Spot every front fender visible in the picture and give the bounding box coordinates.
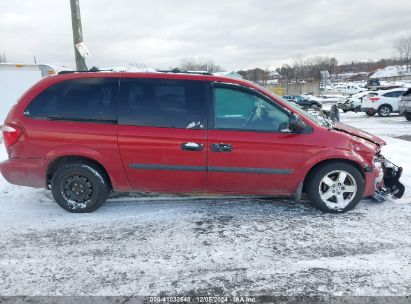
[302,148,368,178]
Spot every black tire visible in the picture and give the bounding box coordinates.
[51,162,110,213]
[365,110,376,116]
[306,162,364,213]
[405,113,411,121]
[343,109,348,113]
[377,105,391,117]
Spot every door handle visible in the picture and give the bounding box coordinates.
[211,143,233,152]
[181,142,204,152]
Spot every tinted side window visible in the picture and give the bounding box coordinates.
[214,87,289,132]
[118,79,207,129]
[25,78,118,122]
[383,91,404,98]
[391,91,405,97]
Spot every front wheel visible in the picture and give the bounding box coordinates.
[306,162,364,213]
[405,113,411,121]
[51,162,110,213]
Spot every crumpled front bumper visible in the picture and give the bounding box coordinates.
[373,154,405,200]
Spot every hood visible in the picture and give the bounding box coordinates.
[333,122,386,146]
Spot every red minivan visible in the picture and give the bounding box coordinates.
[0,71,404,213]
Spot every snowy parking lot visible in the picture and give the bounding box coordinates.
[0,112,410,296]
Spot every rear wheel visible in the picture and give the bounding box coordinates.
[51,162,110,213]
[405,113,411,121]
[306,162,364,213]
[378,105,391,117]
[365,110,376,116]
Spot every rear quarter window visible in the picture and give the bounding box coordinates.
[25,78,119,123]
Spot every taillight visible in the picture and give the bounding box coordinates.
[370,97,380,102]
[2,124,22,148]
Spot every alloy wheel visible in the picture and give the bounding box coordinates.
[318,170,357,210]
[379,106,390,116]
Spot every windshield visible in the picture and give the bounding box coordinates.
[250,82,331,127]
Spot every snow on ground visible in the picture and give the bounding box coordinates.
[370,65,411,79]
[0,113,410,296]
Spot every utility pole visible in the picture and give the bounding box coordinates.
[70,0,87,70]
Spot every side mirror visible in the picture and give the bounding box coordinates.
[289,113,307,133]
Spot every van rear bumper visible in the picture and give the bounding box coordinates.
[0,157,48,188]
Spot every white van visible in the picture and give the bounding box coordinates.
[0,63,68,124]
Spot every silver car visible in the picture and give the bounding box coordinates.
[398,88,411,121]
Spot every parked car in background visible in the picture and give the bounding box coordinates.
[282,95,322,109]
[361,88,407,117]
[0,70,404,214]
[338,91,377,113]
[398,88,411,121]
[366,79,381,90]
[302,94,323,103]
[334,83,365,95]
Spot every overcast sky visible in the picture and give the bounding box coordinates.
[1,0,411,71]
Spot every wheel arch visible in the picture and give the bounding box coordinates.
[378,103,393,111]
[46,155,112,189]
[302,158,365,193]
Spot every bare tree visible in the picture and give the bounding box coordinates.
[237,68,269,84]
[293,55,305,81]
[179,57,223,73]
[275,64,294,81]
[0,52,6,63]
[275,56,338,81]
[395,36,411,72]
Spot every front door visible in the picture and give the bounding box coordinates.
[117,77,208,193]
[207,84,310,195]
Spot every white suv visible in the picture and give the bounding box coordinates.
[361,88,407,117]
